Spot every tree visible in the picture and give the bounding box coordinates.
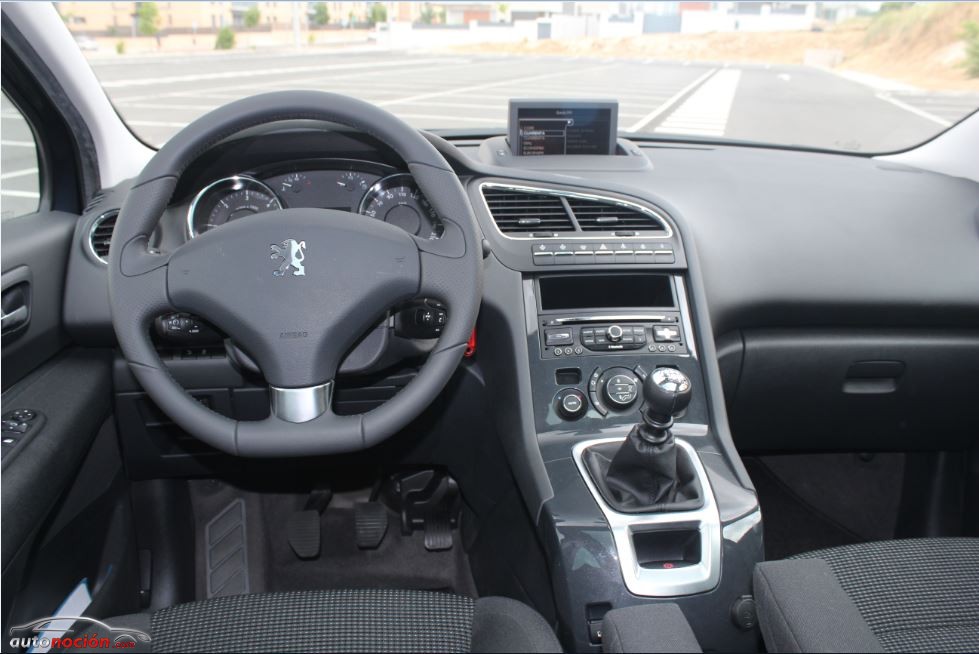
[135,2,160,36]
[243,5,261,29]
[311,2,330,27]
[215,26,235,50]
[420,4,436,25]
[368,3,387,27]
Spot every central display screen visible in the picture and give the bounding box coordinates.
[509,100,618,156]
[538,274,675,311]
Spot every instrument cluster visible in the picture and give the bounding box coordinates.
[186,160,442,240]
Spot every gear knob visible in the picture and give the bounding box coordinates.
[642,368,692,425]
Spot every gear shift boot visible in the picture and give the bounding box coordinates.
[583,367,704,513]
[582,429,704,513]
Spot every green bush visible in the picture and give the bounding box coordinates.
[964,21,979,78]
[215,27,235,50]
[115,40,125,55]
[243,6,261,29]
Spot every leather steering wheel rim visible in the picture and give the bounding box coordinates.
[108,91,483,457]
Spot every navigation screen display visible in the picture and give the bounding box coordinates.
[509,100,618,156]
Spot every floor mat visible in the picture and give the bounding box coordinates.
[189,480,477,601]
[743,458,859,560]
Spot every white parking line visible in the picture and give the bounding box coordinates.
[875,93,952,127]
[0,140,34,147]
[626,68,717,133]
[127,120,190,128]
[114,102,220,111]
[0,167,38,180]
[654,69,740,137]
[100,57,472,88]
[0,189,39,198]
[377,64,614,107]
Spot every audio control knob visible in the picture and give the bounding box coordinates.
[606,325,624,342]
[555,388,587,421]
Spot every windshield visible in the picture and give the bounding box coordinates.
[63,1,979,153]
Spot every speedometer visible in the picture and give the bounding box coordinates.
[187,176,282,238]
[358,174,443,240]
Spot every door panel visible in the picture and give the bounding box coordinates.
[1,210,76,388]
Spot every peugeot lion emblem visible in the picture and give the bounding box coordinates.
[270,239,306,277]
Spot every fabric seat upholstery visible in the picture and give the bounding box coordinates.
[103,589,562,653]
[754,538,979,653]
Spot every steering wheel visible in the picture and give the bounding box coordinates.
[108,91,483,457]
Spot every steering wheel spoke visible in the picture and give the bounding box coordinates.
[270,380,334,423]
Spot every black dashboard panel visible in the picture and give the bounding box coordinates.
[63,124,979,457]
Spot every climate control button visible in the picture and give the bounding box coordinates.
[555,388,588,421]
[598,367,641,410]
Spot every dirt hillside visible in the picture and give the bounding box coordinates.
[447,3,979,91]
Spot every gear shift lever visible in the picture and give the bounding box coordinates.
[635,368,693,444]
[582,368,703,513]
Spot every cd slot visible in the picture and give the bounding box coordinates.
[549,315,671,324]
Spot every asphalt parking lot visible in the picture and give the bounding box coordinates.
[3,49,977,219]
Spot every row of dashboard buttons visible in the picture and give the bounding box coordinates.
[531,243,675,266]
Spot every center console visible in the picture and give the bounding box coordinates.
[469,174,762,652]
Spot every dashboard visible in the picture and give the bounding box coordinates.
[183,160,442,241]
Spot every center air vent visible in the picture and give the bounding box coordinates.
[89,211,118,264]
[568,198,667,233]
[482,187,574,234]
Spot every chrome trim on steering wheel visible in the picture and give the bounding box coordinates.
[270,381,333,423]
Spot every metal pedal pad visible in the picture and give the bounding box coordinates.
[424,517,453,551]
[354,501,389,550]
[287,509,322,560]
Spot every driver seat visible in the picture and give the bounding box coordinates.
[100,588,562,653]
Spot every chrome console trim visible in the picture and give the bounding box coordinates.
[572,437,721,597]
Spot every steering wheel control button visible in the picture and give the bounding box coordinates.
[555,389,587,421]
[544,328,574,346]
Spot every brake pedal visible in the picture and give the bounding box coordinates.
[287,510,322,559]
[287,487,333,560]
[354,502,389,550]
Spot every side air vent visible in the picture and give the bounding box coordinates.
[482,187,574,234]
[568,198,667,233]
[89,211,118,264]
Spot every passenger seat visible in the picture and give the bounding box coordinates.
[754,538,979,653]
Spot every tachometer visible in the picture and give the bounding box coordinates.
[188,176,281,237]
[358,173,443,239]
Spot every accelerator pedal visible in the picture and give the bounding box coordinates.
[354,501,389,550]
[424,517,453,552]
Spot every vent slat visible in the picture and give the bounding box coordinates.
[483,188,574,234]
[568,198,666,232]
[89,212,118,262]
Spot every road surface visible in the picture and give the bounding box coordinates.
[3,49,977,218]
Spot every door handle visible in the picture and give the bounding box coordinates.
[1,305,28,331]
[1,265,32,340]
